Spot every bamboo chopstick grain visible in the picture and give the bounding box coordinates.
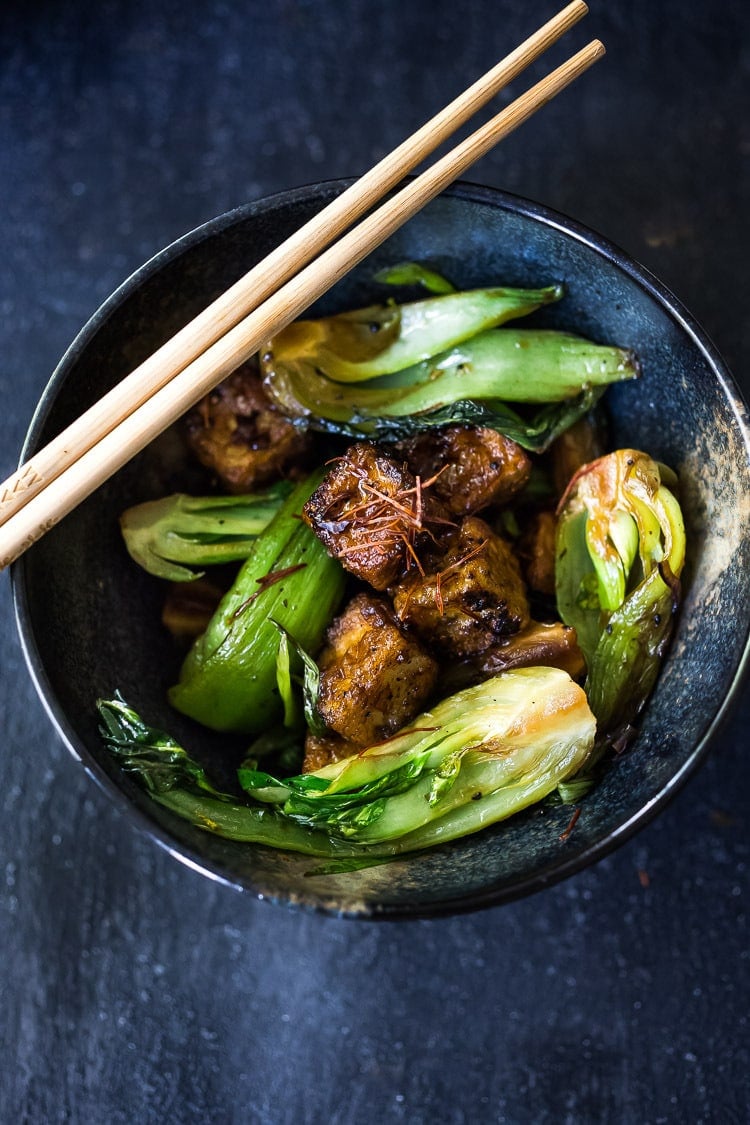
[0,37,604,570]
[0,1,588,528]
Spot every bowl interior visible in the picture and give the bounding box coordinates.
[14,182,750,917]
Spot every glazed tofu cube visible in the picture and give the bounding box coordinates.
[472,620,585,681]
[394,424,531,516]
[315,593,439,747]
[302,731,359,774]
[518,509,558,596]
[184,363,312,492]
[302,442,449,590]
[392,516,530,658]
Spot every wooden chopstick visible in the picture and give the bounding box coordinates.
[0,1,587,530]
[0,36,604,570]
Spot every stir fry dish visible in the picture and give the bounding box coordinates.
[101,265,685,864]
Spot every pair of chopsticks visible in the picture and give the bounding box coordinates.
[0,1,603,570]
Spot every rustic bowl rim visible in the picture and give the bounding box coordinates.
[12,179,750,919]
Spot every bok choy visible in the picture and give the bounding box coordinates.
[262,320,638,449]
[99,666,596,857]
[263,284,563,383]
[241,666,596,846]
[120,483,293,581]
[555,449,686,731]
[169,473,345,734]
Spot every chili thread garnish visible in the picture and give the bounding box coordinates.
[321,460,453,576]
[559,806,581,841]
[434,538,488,616]
[232,563,308,618]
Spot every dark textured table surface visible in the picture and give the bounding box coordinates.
[1,2,748,1122]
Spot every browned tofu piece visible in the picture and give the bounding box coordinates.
[302,442,451,590]
[315,593,439,747]
[392,516,530,658]
[550,416,605,498]
[184,363,312,492]
[394,425,531,516]
[518,509,558,596]
[302,731,358,774]
[161,578,223,639]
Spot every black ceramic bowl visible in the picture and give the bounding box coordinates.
[13,182,750,918]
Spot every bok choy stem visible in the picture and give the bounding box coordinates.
[169,473,345,734]
[555,449,686,731]
[119,484,293,581]
[98,667,596,858]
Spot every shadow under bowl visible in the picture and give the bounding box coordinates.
[13,181,750,918]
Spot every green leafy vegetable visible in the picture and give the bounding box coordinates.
[241,667,596,845]
[347,386,608,452]
[555,449,686,731]
[263,285,563,384]
[372,261,457,294]
[168,473,345,734]
[98,692,227,799]
[119,484,293,581]
[262,328,636,451]
[274,626,299,728]
[98,667,596,857]
[270,620,327,736]
[98,695,373,858]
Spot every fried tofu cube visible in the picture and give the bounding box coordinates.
[302,731,359,774]
[302,442,450,590]
[550,416,605,498]
[315,593,439,747]
[392,516,530,658]
[394,425,532,516]
[184,363,312,492]
[518,509,558,596]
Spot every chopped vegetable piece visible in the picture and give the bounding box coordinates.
[243,667,596,846]
[269,620,327,736]
[261,328,637,449]
[169,473,345,734]
[372,261,457,294]
[263,285,563,384]
[555,449,686,730]
[120,484,293,581]
[99,669,596,856]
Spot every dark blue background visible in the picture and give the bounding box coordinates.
[1,2,747,1121]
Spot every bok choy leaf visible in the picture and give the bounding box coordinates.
[262,329,637,451]
[263,285,563,384]
[120,484,293,581]
[241,666,596,845]
[555,449,686,731]
[98,667,596,857]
